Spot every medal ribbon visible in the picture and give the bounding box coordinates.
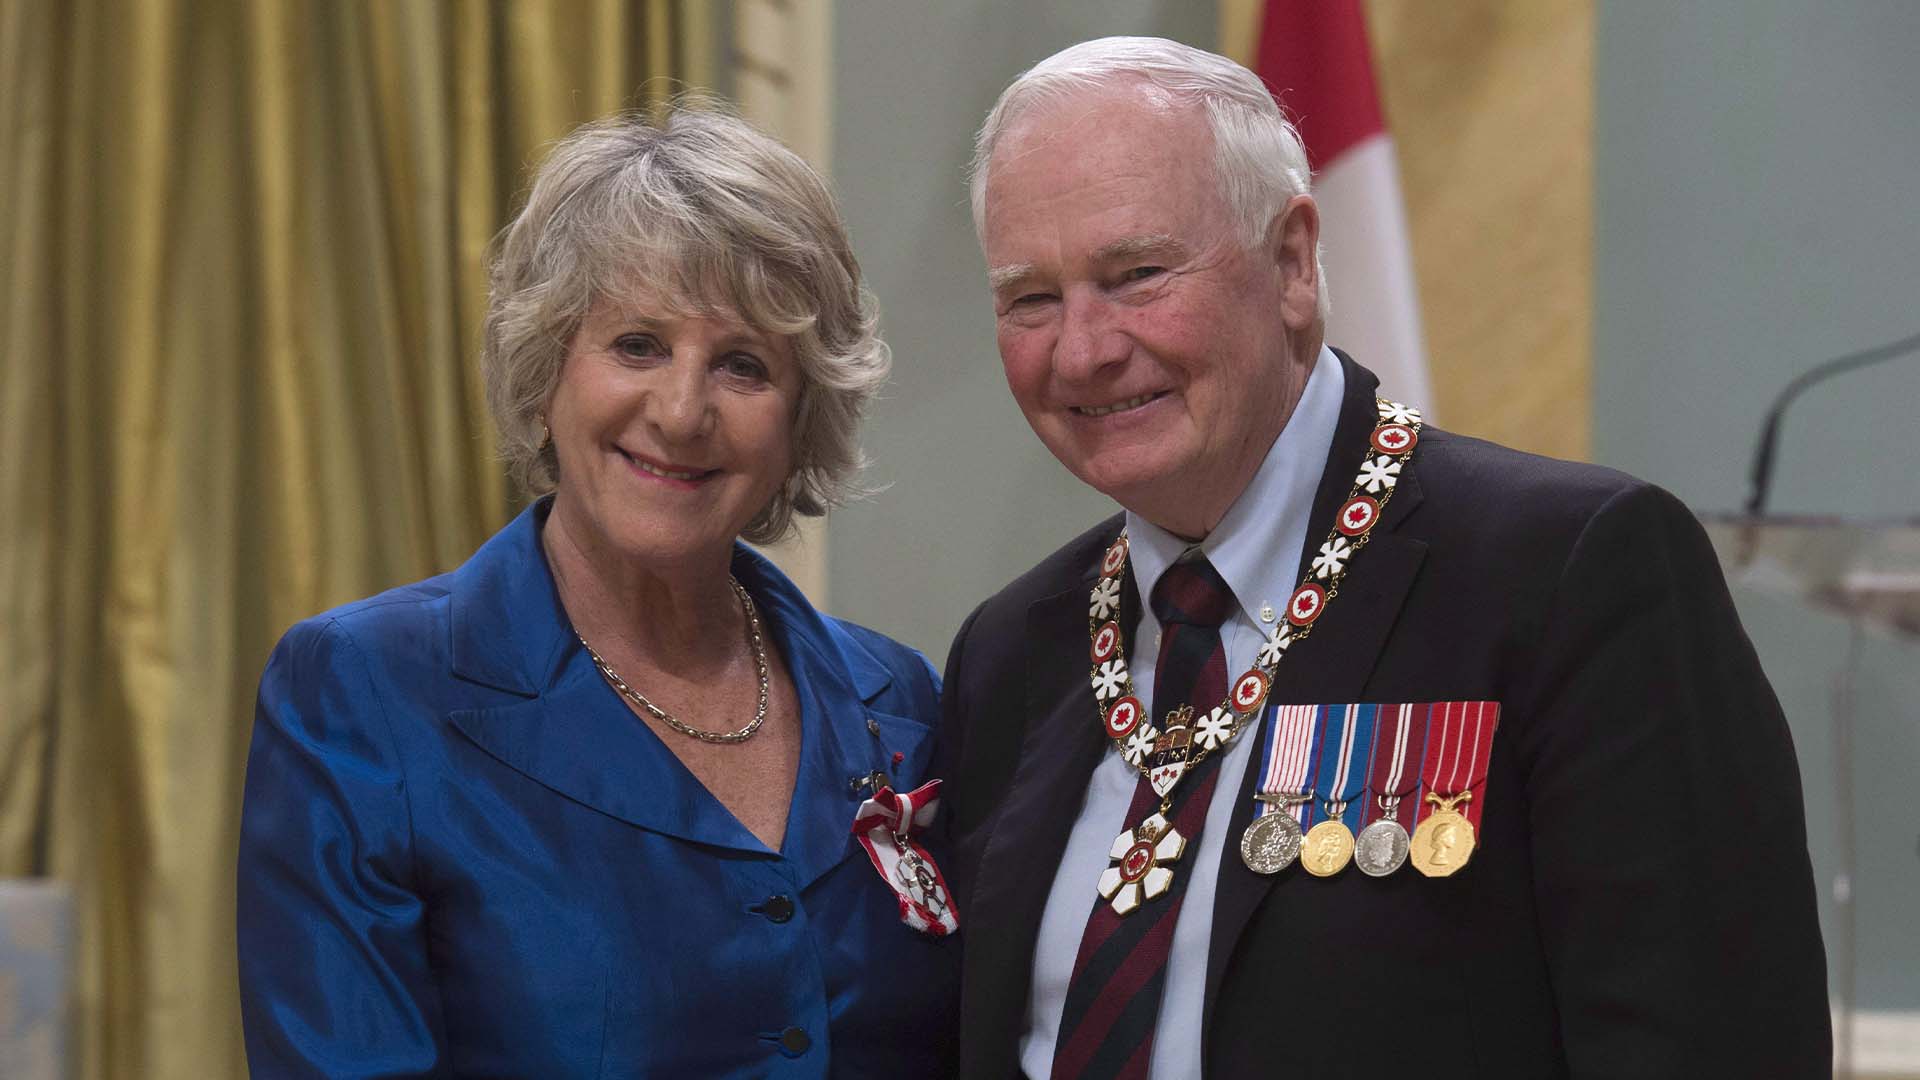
[1362,702,1431,829]
[851,780,959,937]
[1310,704,1377,830]
[1412,701,1502,833]
[1252,703,1321,824]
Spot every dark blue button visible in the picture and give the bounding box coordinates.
[779,1026,810,1056]
[762,894,795,923]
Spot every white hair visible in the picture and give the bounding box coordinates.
[968,36,1328,317]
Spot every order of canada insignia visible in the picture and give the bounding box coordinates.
[1097,812,1186,915]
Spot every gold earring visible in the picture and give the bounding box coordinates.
[537,417,553,450]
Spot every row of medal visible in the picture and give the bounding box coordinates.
[1088,399,1433,916]
[1237,700,1500,880]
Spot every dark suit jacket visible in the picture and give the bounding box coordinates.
[937,353,1830,1079]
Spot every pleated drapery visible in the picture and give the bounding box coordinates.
[0,2,710,1076]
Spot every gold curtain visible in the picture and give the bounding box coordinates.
[0,2,710,1076]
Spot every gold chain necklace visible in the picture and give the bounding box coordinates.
[580,577,771,744]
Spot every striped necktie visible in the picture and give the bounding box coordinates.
[1051,551,1236,1079]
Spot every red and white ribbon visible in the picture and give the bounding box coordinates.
[1414,701,1501,832]
[1254,704,1321,823]
[851,780,959,937]
[1361,702,1426,828]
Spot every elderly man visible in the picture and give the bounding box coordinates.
[936,36,1830,1080]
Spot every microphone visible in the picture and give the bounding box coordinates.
[1743,330,1920,519]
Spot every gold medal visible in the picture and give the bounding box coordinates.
[1300,819,1354,877]
[1409,791,1476,877]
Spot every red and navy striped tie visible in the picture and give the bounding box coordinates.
[1051,551,1236,1079]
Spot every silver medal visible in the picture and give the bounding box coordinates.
[1239,810,1304,875]
[1354,818,1410,877]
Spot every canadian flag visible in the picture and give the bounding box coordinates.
[1256,0,1434,411]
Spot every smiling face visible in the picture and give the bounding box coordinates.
[543,287,798,574]
[981,84,1321,538]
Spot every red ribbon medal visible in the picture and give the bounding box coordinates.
[851,780,959,936]
[1409,701,1501,877]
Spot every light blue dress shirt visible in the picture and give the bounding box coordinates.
[1019,348,1344,1079]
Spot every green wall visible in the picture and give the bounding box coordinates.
[827,1,1217,659]
[1596,1,1920,1015]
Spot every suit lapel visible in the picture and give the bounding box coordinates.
[442,500,887,873]
[1201,352,1430,1032]
[961,561,1129,1075]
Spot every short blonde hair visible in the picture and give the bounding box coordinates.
[482,102,888,543]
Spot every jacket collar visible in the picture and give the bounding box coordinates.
[446,498,573,698]
[1200,349,1429,1034]
[446,498,895,703]
[442,499,901,882]
[957,564,1124,1078]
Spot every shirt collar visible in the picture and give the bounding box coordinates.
[1126,345,1346,628]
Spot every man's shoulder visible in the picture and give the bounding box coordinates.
[1417,426,1637,502]
[1413,426,1667,528]
[1407,427,1717,592]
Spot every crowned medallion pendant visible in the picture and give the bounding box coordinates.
[1145,710,1196,797]
[1085,398,1424,911]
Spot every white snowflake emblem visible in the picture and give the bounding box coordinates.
[1090,659,1129,701]
[1256,629,1292,667]
[1357,455,1401,494]
[1097,813,1186,915]
[1193,706,1236,751]
[1377,400,1422,426]
[1089,576,1122,620]
[1121,724,1161,766]
[1311,537,1354,581]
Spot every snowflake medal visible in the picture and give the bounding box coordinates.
[1145,707,1196,797]
[1098,812,1187,915]
[851,780,960,937]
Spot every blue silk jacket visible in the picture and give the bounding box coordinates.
[238,501,959,1077]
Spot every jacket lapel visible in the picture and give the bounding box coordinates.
[961,558,1128,1075]
[1201,352,1430,1032]
[442,501,892,873]
[746,546,918,890]
[449,659,770,852]
[442,501,764,852]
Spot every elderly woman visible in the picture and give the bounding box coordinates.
[237,107,958,1077]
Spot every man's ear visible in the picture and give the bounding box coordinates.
[1265,194,1321,331]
